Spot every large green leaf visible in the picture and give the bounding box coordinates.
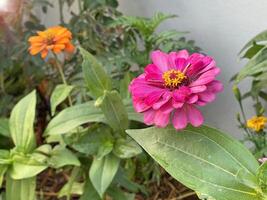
[9,90,36,153]
[80,47,112,98]
[67,125,114,156]
[240,29,267,55]
[6,176,36,200]
[97,90,129,133]
[45,100,142,136]
[127,125,262,200]
[89,154,120,197]
[45,101,106,136]
[236,47,267,83]
[0,118,10,137]
[50,84,74,116]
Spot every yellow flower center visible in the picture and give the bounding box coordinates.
[162,69,187,88]
[247,116,267,132]
[44,30,56,45]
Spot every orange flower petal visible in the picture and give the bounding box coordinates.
[28,36,44,43]
[41,50,49,59]
[65,43,75,53]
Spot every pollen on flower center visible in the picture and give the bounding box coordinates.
[162,69,187,88]
[44,30,56,45]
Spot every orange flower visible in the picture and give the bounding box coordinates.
[28,26,75,59]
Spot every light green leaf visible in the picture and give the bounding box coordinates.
[9,90,36,153]
[45,101,106,136]
[0,165,8,187]
[10,152,47,179]
[0,118,10,137]
[0,150,11,164]
[240,29,267,55]
[89,154,120,197]
[67,125,114,156]
[6,175,36,200]
[257,162,267,193]
[127,125,261,200]
[50,84,74,116]
[236,47,267,83]
[80,47,112,98]
[80,179,101,200]
[48,146,80,168]
[113,137,142,159]
[98,90,129,133]
[58,182,84,198]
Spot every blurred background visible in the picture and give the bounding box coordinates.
[35,0,267,138]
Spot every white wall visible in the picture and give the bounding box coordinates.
[118,0,267,138]
[39,0,267,138]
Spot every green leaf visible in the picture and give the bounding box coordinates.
[45,101,106,136]
[240,29,267,55]
[48,146,80,168]
[58,182,84,198]
[120,72,131,99]
[6,176,36,200]
[80,47,112,98]
[0,118,10,137]
[89,154,120,197]
[113,137,142,159]
[0,165,8,187]
[97,90,129,133]
[50,84,74,116]
[236,47,267,83]
[9,90,36,153]
[80,179,101,200]
[242,42,265,59]
[127,125,262,200]
[257,163,267,193]
[107,186,135,200]
[67,125,114,156]
[10,152,47,179]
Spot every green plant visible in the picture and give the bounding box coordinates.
[232,30,267,158]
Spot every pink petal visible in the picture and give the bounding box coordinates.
[145,64,163,82]
[190,85,207,93]
[172,108,188,130]
[143,109,155,125]
[133,98,150,112]
[144,90,165,105]
[198,91,216,103]
[154,111,170,127]
[173,86,191,102]
[175,58,187,71]
[187,105,204,127]
[187,95,198,104]
[159,101,174,114]
[176,50,189,59]
[168,52,178,69]
[152,92,172,109]
[151,50,169,72]
[207,80,223,93]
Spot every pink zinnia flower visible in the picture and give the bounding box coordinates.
[129,50,223,130]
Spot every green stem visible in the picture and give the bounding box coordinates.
[53,54,73,106]
[66,167,80,200]
[58,0,65,24]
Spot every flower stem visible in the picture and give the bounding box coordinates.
[53,54,73,106]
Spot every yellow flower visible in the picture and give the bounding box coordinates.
[28,26,75,59]
[246,116,267,132]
